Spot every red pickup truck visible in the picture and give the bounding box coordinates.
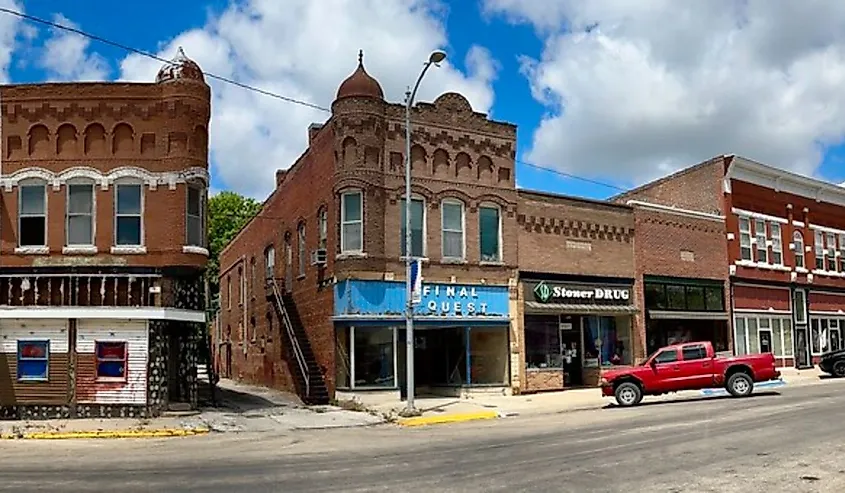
[600,341,781,407]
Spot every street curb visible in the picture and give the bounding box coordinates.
[397,410,499,427]
[0,427,210,440]
[700,379,786,397]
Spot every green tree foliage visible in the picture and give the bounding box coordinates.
[208,191,261,305]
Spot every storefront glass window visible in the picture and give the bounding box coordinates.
[666,285,686,310]
[686,286,706,311]
[468,328,509,385]
[734,316,793,359]
[645,284,666,309]
[335,328,351,388]
[584,316,630,367]
[353,327,395,388]
[524,315,562,369]
[810,319,821,355]
[705,287,724,311]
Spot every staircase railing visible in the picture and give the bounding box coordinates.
[268,277,310,399]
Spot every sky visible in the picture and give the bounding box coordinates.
[3,0,845,200]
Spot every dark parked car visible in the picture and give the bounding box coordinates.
[819,349,845,378]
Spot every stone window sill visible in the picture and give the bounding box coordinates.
[15,246,49,255]
[441,258,468,265]
[183,245,210,256]
[480,260,504,266]
[110,245,147,255]
[337,252,368,260]
[63,246,98,255]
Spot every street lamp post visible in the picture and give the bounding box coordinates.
[404,50,447,415]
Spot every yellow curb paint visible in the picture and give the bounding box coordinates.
[397,410,499,427]
[0,428,210,440]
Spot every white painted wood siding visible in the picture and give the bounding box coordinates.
[0,319,69,353]
[76,319,148,405]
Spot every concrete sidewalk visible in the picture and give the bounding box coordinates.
[0,378,385,439]
[385,366,838,426]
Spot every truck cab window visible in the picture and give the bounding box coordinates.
[682,345,707,361]
[654,350,678,364]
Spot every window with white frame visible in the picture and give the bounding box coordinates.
[400,197,425,258]
[793,289,807,325]
[264,245,275,280]
[793,231,805,268]
[238,266,244,306]
[115,183,143,246]
[297,222,306,277]
[340,191,363,253]
[826,232,837,272]
[770,223,782,265]
[66,182,94,246]
[809,318,845,355]
[754,219,767,263]
[734,316,793,359]
[17,340,49,382]
[18,182,47,247]
[226,275,231,309]
[318,207,328,250]
[815,230,825,270]
[840,234,845,272]
[186,184,205,247]
[738,217,752,261]
[441,199,465,260]
[479,205,501,262]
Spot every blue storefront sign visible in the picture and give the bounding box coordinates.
[334,279,510,323]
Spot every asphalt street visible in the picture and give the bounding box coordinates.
[1,382,844,492]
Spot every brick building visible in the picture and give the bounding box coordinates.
[614,159,732,361]
[216,52,518,404]
[515,190,636,392]
[0,48,210,419]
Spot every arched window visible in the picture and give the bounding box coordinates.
[793,231,805,269]
[264,245,276,280]
[297,222,306,277]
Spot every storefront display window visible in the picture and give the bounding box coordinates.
[584,316,631,367]
[810,318,845,356]
[525,315,563,369]
[335,326,396,389]
[645,281,725,313]
[468,328,509,385]
[734,315,793,359]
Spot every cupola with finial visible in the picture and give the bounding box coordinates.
[156,47,205,84]
[335,50,384,101]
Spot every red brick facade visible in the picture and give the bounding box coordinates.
[217,56,518,396]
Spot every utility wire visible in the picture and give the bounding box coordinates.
[1,6,628,200]
[0,6,331,112]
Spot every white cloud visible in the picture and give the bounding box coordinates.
[118,0,498,199]
[484,0,845,186]
[0,0,24,83]
[38,13,109,81]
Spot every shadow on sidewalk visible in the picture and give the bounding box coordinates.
[602,390,781,410]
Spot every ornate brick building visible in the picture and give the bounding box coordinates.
[216,52,518,404]
[0,48,210,419]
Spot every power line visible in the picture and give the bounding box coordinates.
[0,6,331,113]
[1,7,628,197]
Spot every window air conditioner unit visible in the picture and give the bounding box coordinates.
[311,248,328,266]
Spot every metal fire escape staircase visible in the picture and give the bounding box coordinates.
[267,277,329,405]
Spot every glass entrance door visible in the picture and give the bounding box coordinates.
[794,326,811,368]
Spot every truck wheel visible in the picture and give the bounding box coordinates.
[726,372,754,397]
[833,361,845,378]
[614,382,643,407]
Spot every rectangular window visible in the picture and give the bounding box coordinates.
[840,234,845,272]
[705,287,724,311]
[318,208,328,250]
[810,319,821,355]
[17,340,49,381]
[666,285,686,310]
[226,275,231,309]
[479,206,501,262]
[754,219,767,263]
[738,217,752,261]
[19,183,47,247]
[67,183,94,246]
[682,344,707,361]
[734,318,747,355]
[400,198,425,258]
[747,318,759,354]
[815,230,825,270]
[239,267,245,306]
[264,246,275,280]
[794,231,805,268]
[115,184,142,246]
[340,192,363,253]
[794,289,807,324]
[770,223,782,265]
[298,223,306,277]
[352,327,395,388]
[186,185,204,247]
[441,200,464,260]
[685,286,706,311]
[827,233,837,272]
[95,341,127,380]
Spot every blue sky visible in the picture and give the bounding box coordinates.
[4,0,845,199]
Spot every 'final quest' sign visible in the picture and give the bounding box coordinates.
[334,279,510,320]
[530,280,632,305]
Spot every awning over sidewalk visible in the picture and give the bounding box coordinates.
[648,310,729,321]
[524,301,639,315]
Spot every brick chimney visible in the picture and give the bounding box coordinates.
[275,169,287,188]
[308,123,323,146]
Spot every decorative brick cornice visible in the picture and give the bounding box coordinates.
[517,214,634,242]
